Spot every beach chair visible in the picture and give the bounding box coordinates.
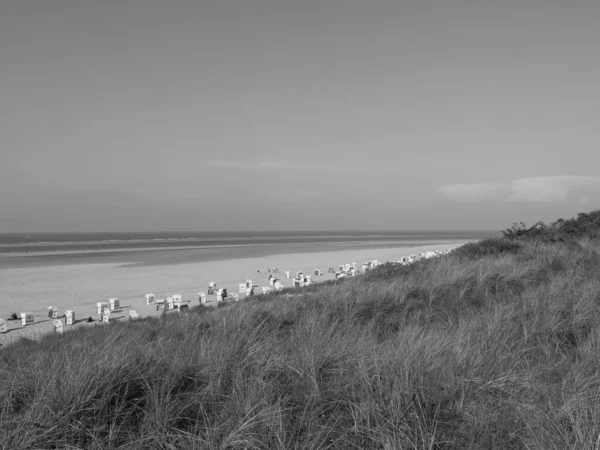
[230,292,239,301]
[172,294,182,309]
[156,298,166,311]
[208,282,217,295]
[328,268,335,273]
[145,293,155,305]
[109,298,120,311]
[20,312,34,326]
[246,279,253,288]
[53,319,64,335]
[102,310,111,323]
[97,302,109,315]
[0,318,7,333]
[262,287,271,295]
[285,271,290,279]
[65,310,75,325]
[246,287,254,296]
[239,283,247,293]
[293,278,301,287]
[166,297,175,310]
[269,277,275,286]
[129,310,139,320]
[305,276,312,286]
[274,281,284,292]
[198,292,206,303]
[48,306,59,319]
[216,289,224,302]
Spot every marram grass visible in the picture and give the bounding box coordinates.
[3,216,600,448]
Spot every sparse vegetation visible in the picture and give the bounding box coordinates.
[2,210,600,449]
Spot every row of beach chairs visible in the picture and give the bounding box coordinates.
[1,251,454,335]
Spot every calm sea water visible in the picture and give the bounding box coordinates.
[0,231,499,269]
[0,231,497,249]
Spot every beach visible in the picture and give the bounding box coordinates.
[0,241,467,345]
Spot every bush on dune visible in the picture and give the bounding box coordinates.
[3,210,600,449]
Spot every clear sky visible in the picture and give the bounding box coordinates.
[1,0,599,232]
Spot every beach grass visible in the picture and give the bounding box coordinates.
[2,212,600,449]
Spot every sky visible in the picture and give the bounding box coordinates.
[1,0,599,232]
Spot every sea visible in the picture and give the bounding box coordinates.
[0,231,498,269]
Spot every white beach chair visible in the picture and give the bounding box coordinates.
[109,298,120,311]
[156,298,166,311]
[97,302,109,315]
[20,312,34,326]
[53,319,64,335]
[65,310,75,325]
[239,283,247,293]
[208,282,217,295]
[102,310,111,323]
[285,271,290,279]
[0,318,7,333]
[145,293,155,305]
[48,306,59,319]
[166,297,175,310]
[129,310,139,320]
[246,279,253,287]
[274,281,284,292]
[262,287,272,295]
[172,294,182,309]
[198,292,206,303]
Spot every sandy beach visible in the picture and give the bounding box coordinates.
[0,242,466,345]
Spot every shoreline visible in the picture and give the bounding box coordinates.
[0,239,458,270]
[0,241,469,346]
[0,239,450,258]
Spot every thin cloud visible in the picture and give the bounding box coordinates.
[207,159,367,173]
[439,176,600,203]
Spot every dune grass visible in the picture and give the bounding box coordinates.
[3,215,600,448]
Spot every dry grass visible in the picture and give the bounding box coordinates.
[2,238,600,449]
